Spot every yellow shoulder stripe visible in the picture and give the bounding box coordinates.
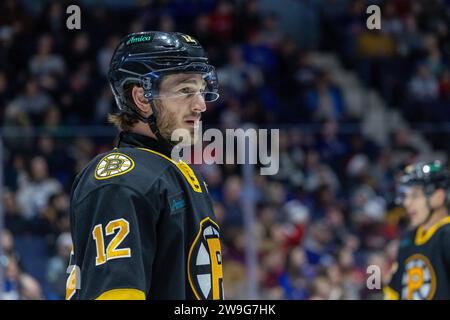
[415,216,450,245]
[383,286,399,300]
[95,288,145,300]
[137,147,202,193]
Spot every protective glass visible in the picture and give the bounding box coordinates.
[151,69,220,102]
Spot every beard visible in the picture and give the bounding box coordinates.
[154,101,199,146]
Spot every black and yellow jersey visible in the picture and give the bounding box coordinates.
[384,216,450,300]
[66,131,224,300]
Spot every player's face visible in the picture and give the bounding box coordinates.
[156,73,207,145]
[402,186,429,227]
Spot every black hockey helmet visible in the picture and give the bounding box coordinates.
[396,161,450,204]
[108,31,219,112]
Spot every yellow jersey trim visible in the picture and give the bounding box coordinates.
[65,267,77,300]
[137,147,202,193]
[187,217,221,300]
[415,216,450,246]
[95,288,145,300]
[383,286,399,300]
[94,153,135,180]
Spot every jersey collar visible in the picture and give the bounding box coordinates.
[117,131,174,157]
[415,216,450,246]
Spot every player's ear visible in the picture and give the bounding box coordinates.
[131,85,152,116]
[431,188,446,206]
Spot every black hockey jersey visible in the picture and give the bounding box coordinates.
[384,216,450,300]
[66,132,224,300]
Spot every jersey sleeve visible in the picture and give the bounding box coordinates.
[69,183,161,300]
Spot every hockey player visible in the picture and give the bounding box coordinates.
[384,161,450,299]
[66,31,224,300]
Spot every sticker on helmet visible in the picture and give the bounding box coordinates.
[126,35,153,46]
[95,153,135,180]
[180,34,197,44]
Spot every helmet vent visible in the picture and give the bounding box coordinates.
[153,57,188,66]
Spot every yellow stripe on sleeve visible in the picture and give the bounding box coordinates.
[383,286,399,300]
[95,288,146,300]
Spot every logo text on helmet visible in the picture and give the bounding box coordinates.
[126,35,153,46]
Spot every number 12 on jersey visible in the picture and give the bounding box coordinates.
[92,218,131,266]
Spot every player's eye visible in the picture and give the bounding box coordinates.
[179,87,196,97]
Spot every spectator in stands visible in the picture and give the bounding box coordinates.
[46,232,72,299]
[315,119,348,171]
[278,246,312,299]
[274,131,304,187]
[29,34,65,81]
[303,150,340,195]
[302,219,334,265]
[408,63,439,103]
[305,70,346,121]
[3,255,21,300]
[4,190,28,235]
[260,12,283,50]
[396,15,423,57]
[222,175,244,228]
[18,273,44,300]
[11,78,53,124]
[222,260,247,299]
[309,275,332,300]
[217,45,264,95]
[209,0,235,42]
[2,229,15,258]
[16,155,62,220]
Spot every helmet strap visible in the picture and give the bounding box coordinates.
[142,79,178,155]
[120,99,175,156]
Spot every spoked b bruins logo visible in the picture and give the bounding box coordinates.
[188,217,224,300]
[95,153,135,180]
[401,254,436,300]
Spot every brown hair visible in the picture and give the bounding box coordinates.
[107,83,140,131]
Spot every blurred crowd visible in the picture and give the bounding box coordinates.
[321,0,450,150]
[0,0,449,299]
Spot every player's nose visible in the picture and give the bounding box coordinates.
[191,94,207,113]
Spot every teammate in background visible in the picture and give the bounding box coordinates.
[66,31,224,300]
[384,161,450,299]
